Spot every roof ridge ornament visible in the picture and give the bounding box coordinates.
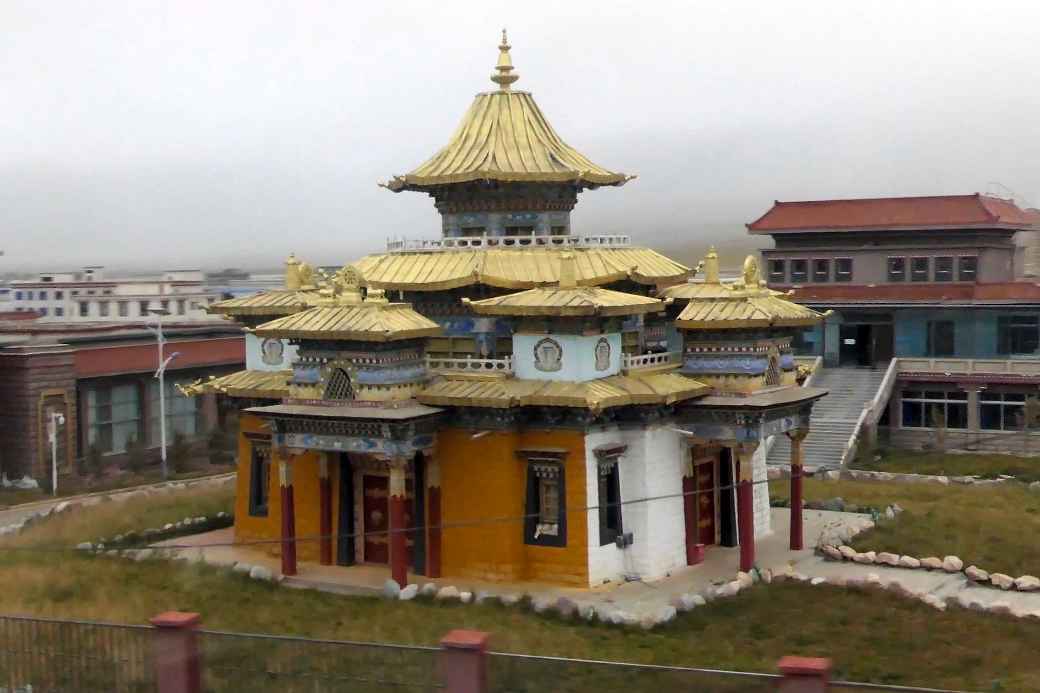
[490,28,519,91]
[558,251,578,289]
[703,246,720,284]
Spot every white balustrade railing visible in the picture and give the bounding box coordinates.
[622,351,681,371]
[896,357,1040,377]
[386,234,632,253]
[426,355,514,374]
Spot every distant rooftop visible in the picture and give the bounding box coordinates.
[748,194,1040,233]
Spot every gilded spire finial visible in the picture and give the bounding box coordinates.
[490,28,519,90]
[703,246,720,284]
[558,251,577,289]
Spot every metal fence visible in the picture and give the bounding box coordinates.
[0,614,155,692]
[196,629,442,692]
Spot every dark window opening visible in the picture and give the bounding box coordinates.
[901,390,968,430]
[460,227,485,237]
[926,320,955,357]
[911,257,930,282]
[790,259,808,283]
[958,256,978,282]
[934,257,953,282]
[597,460,622,546]
[78,302,89,317]
[505,226,536,236]
[768,259,786,283]
[550,226,567,235]
[887,257,906,282]
[324,368,355,401]
[812,259,831,283]
[835,258,853,282]
[249,444,271,517]
[998,315,1040,355]
[524,460,566,547]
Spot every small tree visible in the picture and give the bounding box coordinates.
[85,443,105,480]
[169,431,192,475]
[125,435,147,474]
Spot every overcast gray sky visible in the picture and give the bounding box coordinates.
[2,1,1039,272]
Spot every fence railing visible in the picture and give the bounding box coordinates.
[896,357,1040,376]
[622,351,681,371]
[0,613,980,693]
[426,355,514,374]
[386,234,632,253]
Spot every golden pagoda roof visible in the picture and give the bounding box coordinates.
[675,255,826,329]
[207,290,322,317]
[252,293,441,342]
[417,370,709,412]
[463,252,666,316]
[178,369,290,399]
[383,31,631,192]
[353,246,689,291]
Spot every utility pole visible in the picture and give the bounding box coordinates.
[47,409,65,496]
[147,309,178,479]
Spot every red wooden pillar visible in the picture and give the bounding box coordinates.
[735,447,756,572]
[427,458,442,578]
[440,630,489,693]
[318,454,333,566]
[150,611,201,693]
[278,452,297,577]
[788,429,808,551]
[682,472,698,565]
[389,459,408,588]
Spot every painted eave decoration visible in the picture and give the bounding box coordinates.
[381,31,631,193]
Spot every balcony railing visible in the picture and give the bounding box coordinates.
[386,234,632,253]
[426,355,514,374]
[897,357,1040,377]
[622,351,681,371]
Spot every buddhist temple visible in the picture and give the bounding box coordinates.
[185,32,828,589]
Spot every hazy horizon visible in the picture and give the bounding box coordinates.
[3,1,1038,273]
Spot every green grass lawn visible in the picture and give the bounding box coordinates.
[854,448,1040,482]
[2,483,1040,690]
[772,477,1040,576]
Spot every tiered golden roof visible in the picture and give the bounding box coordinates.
[208,253,322,317]
[462,252,667,316]
[354,246,688,291]
[383,31,631,192]
[418,371,708,412]
[675,255,826,329]
[253,291,441,342]
[178,370,290,399]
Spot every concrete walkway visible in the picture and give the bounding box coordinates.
[159,508,875,617]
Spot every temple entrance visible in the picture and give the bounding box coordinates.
[839,321,893,367]
[361,475,414,565]
[718,448,738,547]
[336,454,355,566]
[694,457,717,545]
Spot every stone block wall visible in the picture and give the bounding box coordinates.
[0,345,78,480]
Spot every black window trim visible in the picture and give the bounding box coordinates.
[248,439,271,517]
[789,259,808,283]
[593,444,626,547]
[518,449,568,548]
[910,256,930,282]
[834,257,853,283]
[812,258,831,283]
[887,256,906,282]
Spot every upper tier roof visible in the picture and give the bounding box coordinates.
[747,194,1040,234]
[353,246,689,291]
[252,293,441,342]
[383,32,631,192]
[208,289,321,317]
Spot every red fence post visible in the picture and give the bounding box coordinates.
[150,611,202,693]
[777,656,831,692]
[440,630,490,693]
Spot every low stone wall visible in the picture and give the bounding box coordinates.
[886,427,1040,455]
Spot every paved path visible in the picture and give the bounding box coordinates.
[791,554,1040,617]
[0,473,236,530]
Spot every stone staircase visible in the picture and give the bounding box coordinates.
[768,366,890,470]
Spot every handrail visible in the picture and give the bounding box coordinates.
[622,351,680,371]
[386,233,632,253]
[839,359,899,468]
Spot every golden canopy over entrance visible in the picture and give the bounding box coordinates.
[383,31,632,192]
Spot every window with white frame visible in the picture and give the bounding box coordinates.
[768,259,786,283]
[900,389,968,429]
[835,258,853,282]
[86,383,140,453]
[790,259,808,283]
[980,392,1025,431]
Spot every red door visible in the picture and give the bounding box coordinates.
[695,460,717,546]
[362,475,415,564]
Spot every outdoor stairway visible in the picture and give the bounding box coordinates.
[767,366,890,470]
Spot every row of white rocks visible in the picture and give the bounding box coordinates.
[819,544,1040,592]
[74,512,232,552]
[793,570,1040,619]
[376,568,776,630]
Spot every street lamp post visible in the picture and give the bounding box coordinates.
[147,309,179,480]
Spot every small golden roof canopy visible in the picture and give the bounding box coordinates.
[658,246,734,301]
[178,370,291,399]
[355,246,689,291]
[673,253,826,329]
[383,32,631,192]
[463,252,666,317]
[253,293,441,342]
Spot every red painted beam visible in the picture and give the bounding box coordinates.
[74,337,244,378]
[319,477,333,566]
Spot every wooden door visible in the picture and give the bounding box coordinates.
[695,460,717,545]
[362,475,414,564]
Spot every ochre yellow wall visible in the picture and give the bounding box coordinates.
[439,428,589,586]
[234,414,342,564]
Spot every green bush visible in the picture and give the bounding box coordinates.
[125,436,147,474]
[207,426,233,466]
[85,443,105,480]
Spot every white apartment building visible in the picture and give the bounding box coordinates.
[9,266,223,322]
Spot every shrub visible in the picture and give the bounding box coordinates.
[169,431,192,475]
[125,436,147,474]
[207,426,233,466]
[85,443,105,480]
